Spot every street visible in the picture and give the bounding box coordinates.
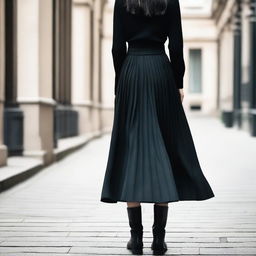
[0,115,256,255]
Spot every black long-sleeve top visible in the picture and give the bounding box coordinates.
[112,0,185,95]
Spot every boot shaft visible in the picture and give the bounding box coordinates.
[126,205,144,255]
[152,204,169,234]
[127,205,143,231]
[151,204,169,254]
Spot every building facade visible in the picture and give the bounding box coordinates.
[180,0,218,115]
[176,0,256,136]
[0,0,111,167]
[213,0,256,136]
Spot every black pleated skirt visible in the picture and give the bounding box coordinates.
[100,45,215,203]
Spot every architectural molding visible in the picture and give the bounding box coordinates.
[215,0,236,35]
[73,0,93,6]
[17,97,57,106]
[0,0,4,102]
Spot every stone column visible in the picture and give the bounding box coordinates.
[4,0,25,157]
[219,22,235,127]
[91,0,104,133]
[238,0,251,132]
[249,0,256,136]
[72,0,93,134]
[232,0,243,128]
[53,0,78,144]
[100,0,117,130]
[17,0,55,164]
[0,0,7,166]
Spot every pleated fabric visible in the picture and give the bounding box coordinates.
[100,45,215,203]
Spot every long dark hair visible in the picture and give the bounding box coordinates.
[124,0,168,17]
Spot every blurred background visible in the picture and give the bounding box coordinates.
[0,0,255,170]
[0,0,256,255]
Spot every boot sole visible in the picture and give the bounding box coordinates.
[127,245,143,255]
[127,247,143,255]
[151,247,167,255]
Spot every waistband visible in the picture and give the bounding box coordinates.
[127,41,165,55]
[127,46,165,55]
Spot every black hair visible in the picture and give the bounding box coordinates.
[124,0,168,17]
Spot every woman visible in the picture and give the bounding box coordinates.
[100,0,215,255]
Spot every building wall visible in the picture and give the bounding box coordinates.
[179,0,256,137]
[182,18,218,114]
[215,0,256,136]
[0,0,7,166]
[218,24,234,112]
[72,0,95,135]
[0,0,108,167]
[1,0,255,168]
[16,0,54,164]
[101,0,116,129]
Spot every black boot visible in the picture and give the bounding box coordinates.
[151,204,169,255]
[126,205,143,255]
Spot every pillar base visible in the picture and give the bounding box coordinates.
[0,145,8,167]
[234,109,243,129]
[19,102,55,165]
[249,110,256,137]
[54,105,79,148]
[22,150,49,163]
[4,107,24,156]
[221,110,234,128]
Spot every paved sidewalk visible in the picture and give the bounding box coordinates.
[0,115,256,255]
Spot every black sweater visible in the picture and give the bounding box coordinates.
[112,0,185,95]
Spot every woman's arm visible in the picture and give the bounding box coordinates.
[167,0,185,89]
[112,0,127,96]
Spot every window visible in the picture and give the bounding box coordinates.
[189,49,202,93]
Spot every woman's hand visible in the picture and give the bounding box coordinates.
[179,89,184,103]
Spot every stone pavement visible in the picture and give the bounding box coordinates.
[0,115,256,255]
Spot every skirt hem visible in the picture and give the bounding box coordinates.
[100,194,215,204]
